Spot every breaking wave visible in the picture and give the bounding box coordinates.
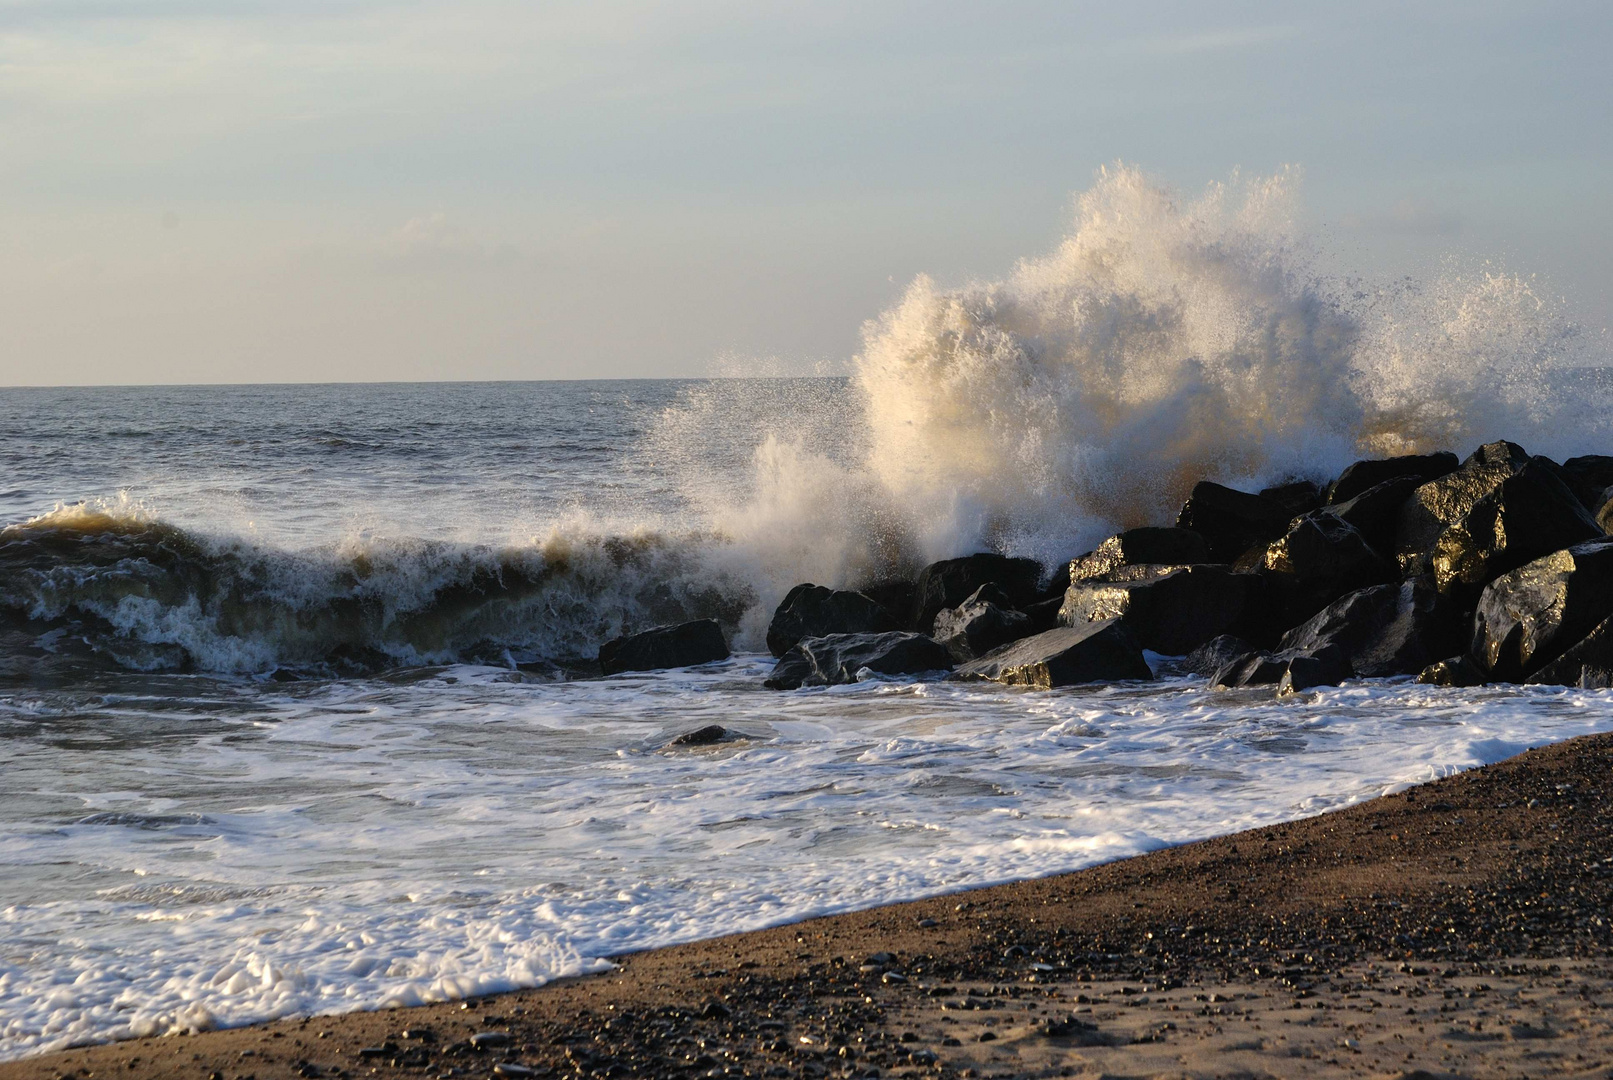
[3,166,1609,674]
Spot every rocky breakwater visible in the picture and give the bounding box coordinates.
[596,440,1613,696]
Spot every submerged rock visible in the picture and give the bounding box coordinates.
[1417,655,1487,687]
[764,631,953,690]
[1211,643,1349,693]
[1182,633,1255,677]
[668,724,730,746]
[1326,451,1458,505]
[931,584,1034,662]
[1175,482,1293,563]
[1066,527,1211,585]
[766,583,897,657]
[1059,565,1257,655]
[599,619,729,675]
[910,554,1043,632]
[953,620,1152,688]
[1471,537,1613,681]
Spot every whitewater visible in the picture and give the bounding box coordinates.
[3,167,1612,1060]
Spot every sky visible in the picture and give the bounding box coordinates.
[0,0,1609,385]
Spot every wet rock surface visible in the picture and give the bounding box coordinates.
[24,732,1613,1080]
[952,620,1152,688]
[1182,633,1255,676]
[765,584,897,658]
[1060,565,1257,655]
[1557,453,1613,512]
[1259,513,1397,628]
[1470,537,1613,681]
[910,554,1044,634]
[598,619,730,675]
[1175,481,1293,563]
[1326,450,1458,505]
[930,585,1035,662]
[1526,611,1613,688]
[1278,579,1461,679]
[1416,654,1488,687]
[1426,459,1601,597]
[765,631,953,690]
[1066,527,1211,585]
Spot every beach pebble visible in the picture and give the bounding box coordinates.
[494,1066,536,1078]
[470,1031,511,1049]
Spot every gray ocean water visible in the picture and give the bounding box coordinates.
[3,374,1612,1055]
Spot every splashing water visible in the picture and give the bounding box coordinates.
[694,165,1611,600]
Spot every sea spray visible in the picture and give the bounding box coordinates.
[694,166,1610,596]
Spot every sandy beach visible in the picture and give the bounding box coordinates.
[5,729,1610,1080]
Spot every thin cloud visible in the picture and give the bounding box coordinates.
[1130,24,1301,56]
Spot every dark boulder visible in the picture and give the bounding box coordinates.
[1557,455,1613,513]
[952,620,1152,688]
[1470,538,1613,681]
[1175,482,1293,563]
[1527,613,1613,689]
[1395,459,1518,568]
[1326,451,1458,505]
[766,583,897,657]
[1279,646,1353,694]
[1276,578,1461,678]
[1427,459,1601,597]
[1021,594,1065,634]
[764,632,953,690]
[1211,644,1349,694]
[668,724,730,746]
[1059,565,1258,655]
[1324,475,1423,554]
[1259,513,1397,628]
[1464,440,1531,468]
[1066,527,1211,584]
[931,585,1035,662]
[599,619,730,675]
[1258,479,1325,519]
[1183,634,1256,677]
[911,554,1042,633]
[1416,655,1487,687]
[857,578,918,631]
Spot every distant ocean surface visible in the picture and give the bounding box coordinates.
[7,170,1613,1059]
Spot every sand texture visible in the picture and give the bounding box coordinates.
[6,731,1613,1080]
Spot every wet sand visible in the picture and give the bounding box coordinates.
[7,729,1613,1080]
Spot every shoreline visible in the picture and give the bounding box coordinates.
[6,732,1612,1080]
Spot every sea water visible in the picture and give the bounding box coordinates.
[4,168,1613,1059]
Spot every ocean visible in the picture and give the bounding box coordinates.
[5,170,1613,1059]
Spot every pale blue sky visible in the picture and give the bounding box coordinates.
[1,0,1608,384]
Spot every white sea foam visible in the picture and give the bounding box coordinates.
[2,664,1610,1059]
